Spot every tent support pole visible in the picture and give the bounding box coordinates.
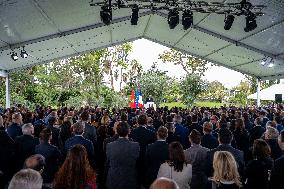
[6,74,11,109]
[256,78,261,107]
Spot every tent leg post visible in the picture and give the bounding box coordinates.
[6,74,11,109]
[256,78,260,107]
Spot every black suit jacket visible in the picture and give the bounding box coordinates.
[249,126,265,145]
[201,134,219,150]
[270,155,284,189]
[35,142,61,183]
[130,126,156,159]
[144,141,169,188]
[15,135,39,170]
[206,144,244,178]
[47,125,60,147]
[0,129,16,188]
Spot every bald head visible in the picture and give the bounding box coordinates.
[150,177,180,189]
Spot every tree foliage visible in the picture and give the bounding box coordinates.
[159,48,208,76]
[180,74,206,106]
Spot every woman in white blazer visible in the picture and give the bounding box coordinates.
[157,142,192,189]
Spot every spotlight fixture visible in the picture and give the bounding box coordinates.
[244,12,257,32]
[224,14,235,30]
[20,47,28,58]
[182,10,193,30]
[260,57,274,68]
[100,6,112,25]
[131,4,139,25]
[168,8,179,29]
[11,52,18,61]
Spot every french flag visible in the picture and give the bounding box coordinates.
[138,89,144,108]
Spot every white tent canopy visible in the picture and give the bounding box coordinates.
[247,83,284,101]
[1,0,284,108]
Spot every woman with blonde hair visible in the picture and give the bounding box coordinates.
[210,151,241,189]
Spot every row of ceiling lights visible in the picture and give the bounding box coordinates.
[10,47,28,61]
[100,6,257,32]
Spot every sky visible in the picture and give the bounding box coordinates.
[128,38,246,88]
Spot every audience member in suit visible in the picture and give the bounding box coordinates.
[201,122,219,150]
[15,123,39,171]
[166,122,181,145]
[58,120,72,152]
[275,116,284,133]
[245,139,273,189]
[103,121,119,151]
[106,121,140,189]
[206,128,244,179]
[174,115,190,148]
[65,121,95,169]
[270,130,284,189]
[80,111,97,147]
[184,129,209,189]
[130,114,156,186]
[260,111,270,128]
[46,116,60,147]
[189,114,203,135]
[233,118,250,162]
[249,117,265,146]
[0,116,16,188]
[264,126,282,160]
[35,128,61,184]
[157,142,192,189]
[150,177,180,189]
[6,112,23,140]
[144,126,169,188]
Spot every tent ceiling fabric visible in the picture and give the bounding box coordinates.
[0,0,284,80]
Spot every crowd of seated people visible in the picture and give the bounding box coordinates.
[0,104,284,189]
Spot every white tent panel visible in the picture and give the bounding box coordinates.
[0,0,58,44]
[33,0,104,32]
[247,83,284,100]
[240,24,284,55]
[174,29,231,57]
[111,15,150,42]
[207,45,265,67]
[144,15,188,45]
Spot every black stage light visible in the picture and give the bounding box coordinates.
[20,48,28,58]
[100,6,112,25]
[244,12,257,32]
[131,4,139,25]
[182,10,193,30]
[168,9,179,29]
[224,14,235,30]
[11,52,18,61]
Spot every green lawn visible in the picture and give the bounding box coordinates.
[160,101,224,108]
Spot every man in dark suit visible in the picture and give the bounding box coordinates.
[35,128,61,184]
[0,123,16,188]
[80,111,97,146]
[249,117,265,146]
[130,114,156,186]
[46,116,60,147]
[144,126,169,188]
[206,128,244,179]
[103,121,119,151]
[6,112,23,140]
[270,130,284,189]
[15,123,39,171]
[174,115,189,148]
[106,121,140,189]
[201,122,218,150]
[65,121,95,168]
[189,114,203,135]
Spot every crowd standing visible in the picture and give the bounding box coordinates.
[0,104,284,189]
